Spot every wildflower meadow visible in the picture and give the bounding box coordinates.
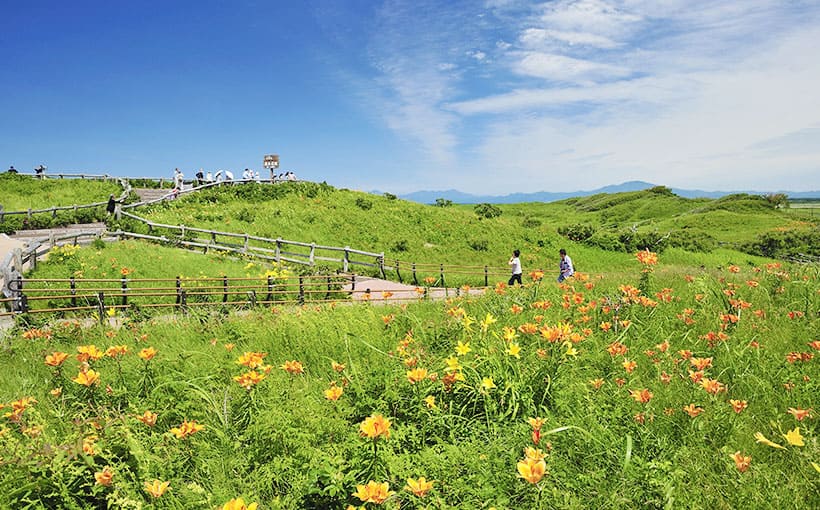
[1,250,817,509]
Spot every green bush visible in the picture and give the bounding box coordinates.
[468,239,489,252]
[522,217,542,228]
[474,203,501,219]
[558,223,595,242]
[355,197,373,211]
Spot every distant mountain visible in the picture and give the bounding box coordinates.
[391,181,820,204]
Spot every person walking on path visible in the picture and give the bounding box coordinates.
[106,194,117,216]
[557,248,574,282]
[508,249,523,286]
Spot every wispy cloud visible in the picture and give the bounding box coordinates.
[328,0,820,192]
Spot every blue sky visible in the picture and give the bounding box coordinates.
[2,0,820,194]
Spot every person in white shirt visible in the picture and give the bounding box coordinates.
[558,249,574,282]
[508,249,523,286]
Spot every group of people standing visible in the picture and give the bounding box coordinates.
[174,168,299,187]
[508,248,574,285]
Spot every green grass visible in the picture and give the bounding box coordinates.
[0,173,122,211]
[1,261,817,508]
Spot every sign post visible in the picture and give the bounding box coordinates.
[263,154,279,182]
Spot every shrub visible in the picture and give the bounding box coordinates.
[584,231,624,252]
[468,239,489,252]
[668,228,717,252]
[435,198,453,207]
[522,217,541,228]
[355,197,373,211]
[393,239,409,252]
[383,192,397,200]
[474,203,501,219]
[558,223,595,242]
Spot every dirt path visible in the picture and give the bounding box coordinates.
[342,274,486,303]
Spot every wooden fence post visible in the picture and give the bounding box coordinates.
[395,260,402,283]
[310,243,315,266]
[223,276,228,303]
[298,276,305,304]
[379,254,386,279]
[440,264,445,287]
[266,276,273,302]
[412,263,418,285]
[275,238,282,263]
[180,290,188,314]
[484,265,489,287]
[326,275,331,300]
[70,276,77,307]
[343,247,350,272]
[243,234,249,254]
[121,277,128,306]
[175,276,181,304]
[248,290,257,308]
[96,292,106,324]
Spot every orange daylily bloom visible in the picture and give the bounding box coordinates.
[45,351,69,367]
[622,359,637,373]
[331,361,346,372]
[324,384,344,401]
[73,369,100,387]
[237,351,267,369]
[629,389,653,404]
[731,452,751,472]
[170,419,205,439]
[406,368,428,384]
[234,371,266,390]
[77,345,104,362]
[404,477,434,498]
[144,480,170,498]
[517,457,547,484]
[729,400,748,413]
[136,410,158,427]
[589,378,604,389]
[280,360,304,374]
[94,467,114,486]
[359,413,391,440]
[105,345,128,358]
[138,347,157,361]
[353,481,394,504]
[635,249,658,266]
[787,408,812,421]
[221,498,259,510]
[700,378,726,394]
[689,357,713,371]
[683,404,705,417]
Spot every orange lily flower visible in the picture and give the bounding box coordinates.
[144,480,170,498]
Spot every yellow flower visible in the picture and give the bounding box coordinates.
[222,497,259,510]
[359,413,391,440]
[563,341,578,357]
[517,457,547,484]
[237,351,267,369]
[754,431,786,449]
[481,377,496,390]
[783,427,804,447]
[507,343,521,358]
[144,479,170,498]
[501,326,518,342]
[353,480,393,504]
[404,477,434,498]
[444,356,462,373]
[324,384,344,401]
[234,371,266,390]
[480,312,497,332]
[461,315,475,332]
[73,369,100,387]
[45,351,69,367]
[455,341,471,356]
[527,417,545,431]
[424,395,437,409]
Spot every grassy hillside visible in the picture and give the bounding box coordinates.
[0,173,122,211]
[118,182,815,275]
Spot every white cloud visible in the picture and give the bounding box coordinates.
[512,51,631,82]
[520,28,619,49]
